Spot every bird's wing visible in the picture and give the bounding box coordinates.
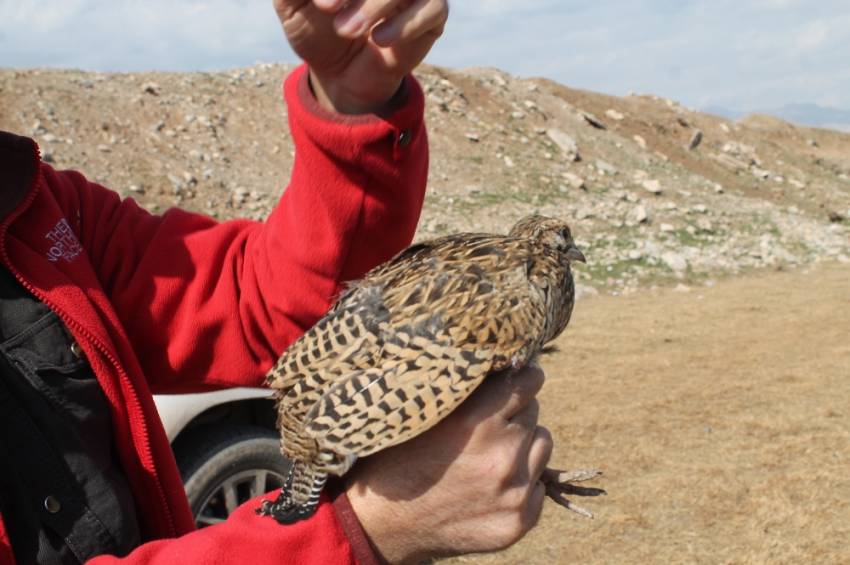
[301,259,547,460]
[265,283,389,398]
[302,319,495,459]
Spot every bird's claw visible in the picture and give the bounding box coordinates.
[541,468,606,519]
[256,489,314,525]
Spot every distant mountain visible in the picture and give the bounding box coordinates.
[702,102,850,132]
[769,103,850,132]
[702,105,744,121]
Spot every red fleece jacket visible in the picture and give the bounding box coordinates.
[0,64,427,564]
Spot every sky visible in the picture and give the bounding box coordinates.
[1,0,849,113]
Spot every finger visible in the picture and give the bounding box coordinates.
[313,0,347,11]
[462,365,544,423]
[334,0,406,38]
[506,398,540,433]
[371,0,448,46]
[521,479,547,533]
[274,0,346,18]
[526,426,554,483]
[497,365,545,420]
[273,0,308,19]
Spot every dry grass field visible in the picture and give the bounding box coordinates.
[453,261,850,564]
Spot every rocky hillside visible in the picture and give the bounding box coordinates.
[1,63,848,296]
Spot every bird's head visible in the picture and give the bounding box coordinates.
[509,215,586,264]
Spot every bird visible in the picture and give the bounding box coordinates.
[258,214,604,524]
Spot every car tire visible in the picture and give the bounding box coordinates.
[174,425,290,527]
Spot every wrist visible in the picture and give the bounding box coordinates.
[345,478,433,564]
[308,69,406,115]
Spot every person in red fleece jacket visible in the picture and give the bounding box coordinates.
[0,1,555,563]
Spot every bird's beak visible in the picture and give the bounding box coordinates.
[566,245,586,263]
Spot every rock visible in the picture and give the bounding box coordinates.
[660,223,675,233]
[642,179,663,195]
[605,109,625,121]
[232,187,250,206]
[97,144,111,153]
[720,123,731,133]
[128,184,145,194]
[691,204,708,214]
[696,218,714,233]
[167,173,185,195]
[41,150,54,163]
[142,82,160,96]
[711,153,750,172]
[722,141,756,158]
[661,251,688,272]
[561,172,586,190]
[503,155,515,168]
[580,112,606,130]
[633,135,647,149]
[687,130,703,150]
[828,211,845,223]
[628,249,644,260]
[673,283,691,293]
[807,138,819,147]
[41,133,59,143]
[464,132,480,142]
[751,167,771,180]
[576,207,594,220]
[545,129,580,161]
[595,160,618,176]
[626,205,649,225]
[788,179,806,189]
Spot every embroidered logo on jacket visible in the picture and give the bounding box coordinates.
[45,218,83,263]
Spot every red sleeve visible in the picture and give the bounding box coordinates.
[85,491,378,565]
[65,64,427,393]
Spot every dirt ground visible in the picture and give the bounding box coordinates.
[452,261,850,565]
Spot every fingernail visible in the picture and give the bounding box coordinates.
[371,22,394,45]
[316,0,346,10]
[336,11,366,36]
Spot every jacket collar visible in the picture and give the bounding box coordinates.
[0,131,39,224]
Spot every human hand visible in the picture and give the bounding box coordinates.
[345,365,553,563]
[273,0,449,114]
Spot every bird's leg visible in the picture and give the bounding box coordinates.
[541,467,606,518]
[256,464,304,523]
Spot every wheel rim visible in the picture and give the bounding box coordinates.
[195,469,286,528]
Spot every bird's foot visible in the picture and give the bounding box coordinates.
[256,490,315,525]
[541,468,606,519]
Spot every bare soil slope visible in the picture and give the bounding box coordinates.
[454,261,849,564]
[2,64,849,295]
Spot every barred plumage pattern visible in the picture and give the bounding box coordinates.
[258,215,594,524]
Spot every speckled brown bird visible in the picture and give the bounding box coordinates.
[258,215,604,524]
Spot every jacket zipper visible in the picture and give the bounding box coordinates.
[0,157,178,538]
